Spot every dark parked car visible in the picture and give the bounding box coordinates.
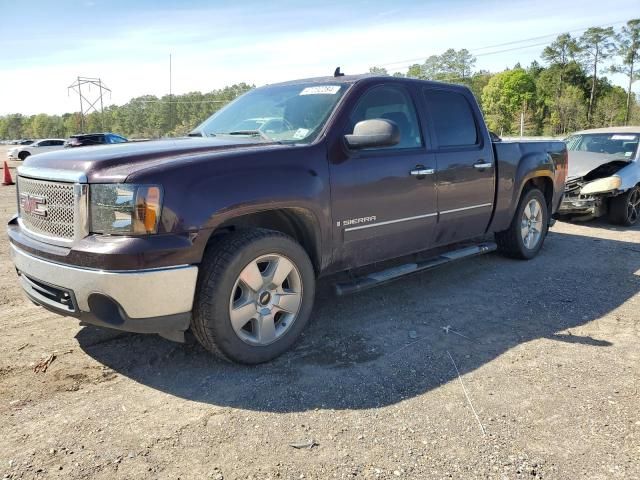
[9,73,567,364]
[65,132,128,147]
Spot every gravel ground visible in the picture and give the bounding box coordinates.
[0,145,639,479]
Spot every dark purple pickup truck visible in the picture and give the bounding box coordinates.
[9,74,567,363]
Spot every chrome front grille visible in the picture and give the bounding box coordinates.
[565,178,585,197]
[17,177,76,241]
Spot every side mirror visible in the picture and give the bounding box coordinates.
[344,119,400,149]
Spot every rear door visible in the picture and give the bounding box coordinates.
[329,82,438,268]
[422,87,495,246]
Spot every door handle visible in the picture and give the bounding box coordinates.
[410,168,435,178]
[473,160,493,169]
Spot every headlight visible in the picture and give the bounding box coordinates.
[90,184,162,235]
[580,176,622,195]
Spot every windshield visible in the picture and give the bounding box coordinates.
[192,83,349,143]
[565,133,639,159]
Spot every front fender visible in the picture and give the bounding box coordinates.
[616,161,640,191]
[131,143,332,268]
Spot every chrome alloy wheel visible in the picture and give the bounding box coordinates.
[229,254,303,346]
[626,188,640,224]
[521,198,543,249]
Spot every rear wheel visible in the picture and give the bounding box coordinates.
[607,186,640,226]
[192,229,316,364]
[496,187,549,259]
[18,151,30,161]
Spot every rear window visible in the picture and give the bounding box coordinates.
[80,135,104,145]
[423,89,478,148]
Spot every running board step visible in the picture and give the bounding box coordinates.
[334,242,497,296]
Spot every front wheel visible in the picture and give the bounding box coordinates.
[18,151,30,161]
[607,186,640,226]
[496,188,549,260]
[192,229,316,364]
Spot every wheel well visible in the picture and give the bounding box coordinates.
[207,209,321,273]
[524,176,553,210]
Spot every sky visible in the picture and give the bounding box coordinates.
[0,0,639,115]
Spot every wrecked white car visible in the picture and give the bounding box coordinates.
[559,127,640,225]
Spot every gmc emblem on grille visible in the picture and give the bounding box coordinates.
[20,193,48,217]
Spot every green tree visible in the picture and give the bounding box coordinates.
[536,62,589,134]
[541,33,579,96]
[406,64,424,79]
[368,66,389,75]
[610,19,640,124]
[4,114,26,139]
[578,27,616,124]
[482,69,536,135]
[409,49,476,83]
[552,85,587,134]
[593,87,628,127]
[468,70,493,107]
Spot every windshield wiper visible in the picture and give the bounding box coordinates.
[187,131,217,137]
[221,130,275,142]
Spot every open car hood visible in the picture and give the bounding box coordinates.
[568,151,632,179]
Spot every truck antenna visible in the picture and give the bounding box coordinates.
[334,67,345,77]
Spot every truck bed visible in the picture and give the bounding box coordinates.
[490,140,568,233]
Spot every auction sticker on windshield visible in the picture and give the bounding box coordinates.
[293,128,310,139]
[611,135,637,140]
[300,86,341,95]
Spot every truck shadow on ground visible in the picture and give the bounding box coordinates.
[76,227,640,412]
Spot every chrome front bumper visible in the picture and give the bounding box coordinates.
[10,244,199,340]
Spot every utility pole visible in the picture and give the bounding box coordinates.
[169,54,173,134]
[68,77,111,133]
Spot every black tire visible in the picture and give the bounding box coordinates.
[192,228,316,364]
[18,151,30,161]
[607,186,640,226]
[495,187,549,260]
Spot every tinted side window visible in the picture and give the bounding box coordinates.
[84,135,103,145]
[423,89,478,147]
[349,85,422,149]
[51,140,64,146]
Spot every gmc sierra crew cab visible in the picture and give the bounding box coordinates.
[9,74,568,364]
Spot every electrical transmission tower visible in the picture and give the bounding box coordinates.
[67,77,111,133]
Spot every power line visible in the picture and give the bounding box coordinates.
[470,19,628,52]
[376,18,629,69]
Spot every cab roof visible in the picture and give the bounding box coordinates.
[264,73,472,94]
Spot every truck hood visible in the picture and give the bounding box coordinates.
[19,137,279,183]
[568,151,632,179]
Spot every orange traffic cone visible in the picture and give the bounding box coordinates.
[2,161,14,186]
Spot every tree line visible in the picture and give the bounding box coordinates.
[0,84,253,140]
[373,19,640,135]
[1,20,638,140]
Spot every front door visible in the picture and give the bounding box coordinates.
[329,83,438,269]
